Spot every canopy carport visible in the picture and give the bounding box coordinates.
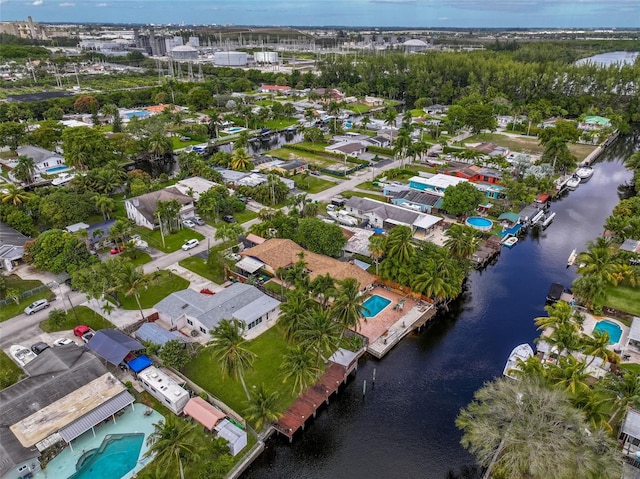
[86,329,144,366]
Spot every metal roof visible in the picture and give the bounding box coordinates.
[235,256,265,274]
[135,322,188,347]
[86,330,144,366]
[628,317,640,342]
[622,409,640,439]
[58,391,134,443]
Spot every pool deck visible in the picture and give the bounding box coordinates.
[35,404,163,479]
[358,287,438,358]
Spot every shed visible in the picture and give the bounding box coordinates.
[498,212,520,224]
[183,397,226,430]
[86,329,144,366]
[215,419,247,456]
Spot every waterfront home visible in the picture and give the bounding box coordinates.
[173,177,219,201]
[214,168,295,190]
[390,189,443,214]
[447,164,502,185]
[241,238,375,290]
[125,187,195,229]
[363,95,384,107]
[344,197,442,240]
[0,222,30,272]
[624,317,640,354]
[341,227,376,259]
[578,115,611,131]
[325,141,367,158]
[14,145,66,177]
[138,366,189,415]
[408,173,468,196]
[154,283,281,340]
[0,346,133,479]
[270,159,308,176]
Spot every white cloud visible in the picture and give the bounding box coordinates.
[97,2,108,5]
[31,0,43,5]
[59,2,75,5]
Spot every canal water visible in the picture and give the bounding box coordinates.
[242,131,638,479]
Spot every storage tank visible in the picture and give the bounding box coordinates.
[214,51,248,66]
[254,51,278,64]
[171,44,198,60]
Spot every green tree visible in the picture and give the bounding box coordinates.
[1,184,32,206]
[385,225,415,264]
[159,339,190,370]
[118,262,146,319]
[230,147,253,171]
[441,182,485,216]
[0,121,27,150]
[368,235,386,276]
[457,377,621,479]
[144,416,203,479]
[280,344,319,394]
[24,229,95,274]
[463,104,497,135]
[209,318,256,401]
[243,384,281,430]
[93,194,116,220]
[297,218,347,258]
[48,308,68,329]
[61,126,113,170]
[331,277,367,339]
[576,238,621,286]
[278,288,316,340]
[444,224,480,261]
[295,308,341,370]
[214,222,244,243]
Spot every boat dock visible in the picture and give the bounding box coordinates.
[472,236,502,267]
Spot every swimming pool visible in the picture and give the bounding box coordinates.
[593,320,623,344]
[223,126,245,134]
[465,216,493,232]
[362,295,392,318]
[46,165,69,174]
[125,110,148,119]
[70,433,144,479]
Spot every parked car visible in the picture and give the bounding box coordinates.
[182,239,199,251]
[53,337,75,347]
[110,245,125,254]
[193,216,206,226]
[182,219,196,228]
[73,325,93,337]
[310,170,321,176]
[31,342,50,355]
[82,331,95,343]
[222,215,237,223]
[24,299,49,315]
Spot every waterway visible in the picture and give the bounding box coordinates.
[575,51,640,67]
[242,131,638,478]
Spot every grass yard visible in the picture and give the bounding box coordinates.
[621,363,640,374]
[349,103,376,114]
[183,326,303,427]
[0,275,54,322]
[234,209,259,224]
[267,147,340,169]
[355,181,382,192]
[263,280,286,295]
[125,251,153,267]
[265,118,298,130]
[293,174,336,193]
[39,305,115,332]
[132,227,205,253]
[341,190,387,202]
[171,137,201,149]
[179,256,224,284]
[0,350,25,389]
[604,284,640,317]
[118,270,190,309]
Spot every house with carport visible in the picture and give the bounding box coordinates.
[154,283,280,340]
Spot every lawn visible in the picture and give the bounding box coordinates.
[349,103,376,114]
[0,350,25,389]
[604,284,640,317]
[263,280,286,295]
[116,270,189,310]
[183,325,303,427]
[293,174,336,193]
[341,190,388,202]
[355,181,381,192]
[171,137,201,150]
[265,118,298,130]
[179,256,224,284]
[126,251,153,267]
[621,363,640,374]
[0,275,54,323]
[39,305,115,333]
[132,227,205,253]
[234,209,259,224]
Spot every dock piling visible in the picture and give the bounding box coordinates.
[362,380,367,398]
[372,368,376,385]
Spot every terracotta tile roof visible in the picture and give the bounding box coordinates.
[241,238,374,289]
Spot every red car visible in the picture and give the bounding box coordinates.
[73,325,92,337]
[110,246,125,254]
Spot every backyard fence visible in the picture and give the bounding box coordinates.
[0,282,54,308]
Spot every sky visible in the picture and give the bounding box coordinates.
[1,0,640,28]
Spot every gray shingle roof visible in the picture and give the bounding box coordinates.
[127,187,193,224]
[135,322,189,346]
[0,222,30,248]
[15,145,60,164]
[154,283,280,330]
[392,189,442,207]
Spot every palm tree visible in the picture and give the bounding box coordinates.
[234,131,250,150]
[95,168,123,194]
[207,109,223,139]
[278,288,316,340]
[230,147,253,171]
[145,132,173,162]
[582,329,611,369]
[368,235,386,276]
[295,308,341,370]
[411,257,461,306]
[144,416,202,479]
[243,384,281,430]
[331,277,368,339]
[12,155,37,185]
[549,355,590,396]
[533,301,577,332]
[361,115,371,131]
[309,273,335,308]
[209,318,256,401]
[601,371,640,424]
[214,222,243,243]
[1,183,32,206]
[571,274,607,310]
[93,194,116,220]
[118,262,146,319]
[385,226,415,264]
[444,224,480,261]
[280,344,319,394]
[109,219,132,249]
[576,237,621,285]
[384,107,397,127]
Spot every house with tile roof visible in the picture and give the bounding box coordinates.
[125,187,195,229]
[240,238,375,290]
[154,283,280,340]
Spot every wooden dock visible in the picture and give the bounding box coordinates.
[274,361,353,441]
[472,236,502,267]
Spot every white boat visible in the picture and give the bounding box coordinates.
[502,236,518,248]
[541,211,556,228]
[575,166,594,180]
[10,344,37,367]
[566,175,580,190]
[530,209,545,225]
[51,172,76,186]
[503,343,534,379]
[567,248,578,267]
[327,210,358,226]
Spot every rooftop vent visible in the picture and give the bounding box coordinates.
[181,303,189,309]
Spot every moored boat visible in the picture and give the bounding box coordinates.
[575,166,594,180]
[566,175,580,190]
[10,344,37,367]
[502,236,518,248]
[503,343,534,379]
[567,248,577,267]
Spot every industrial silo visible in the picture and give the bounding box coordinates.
[214,51,248,66]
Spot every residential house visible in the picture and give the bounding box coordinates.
[0,346,134,479]
[447,164,502,185]
[311,88,345,102]
[134,322,189,347]
[86,219,116,249]
[240,238,375,290]
[325,141,367,158]
[363,136,391,148]
[408,173,468,196]
[390,189,443,214]
[382,182,412,197]
[259,85,292,94]
[138,366,190,415]
[214,168,295,190]
[270,159,308,176]
[619,408,640,459]
[578,115,611,131]
[344,197,442,240]
[215,419,248,456]
[363,96,384,107]
[0,223,30,271]
[341,227,376,258]
[173,177,218,201]
[14,146,66,177]
[154,283,281,340]
[625,317,640,354]
[125,187,195,229]
[424,104,448,115]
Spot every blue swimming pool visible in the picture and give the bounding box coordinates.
[125,110,147,118]
[465,216,493,232]
[593,320,623,344]
[46,165,69,174]
[362,295,392,318]
[70,433,144,479]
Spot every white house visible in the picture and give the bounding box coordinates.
[325,141,367,158]
[14,146,66,176]
[154,283,281,340]
[138,366,189,415]
[125,187,195,230]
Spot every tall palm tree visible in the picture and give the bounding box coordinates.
[230,147,253,171]
[93,194,116,220]
[214,222,243,243]
[571,274,607,310]
[209,318,256,401]
[309,273,335,308]
[145,132,173,162]
[109,219,132,249]
[331,277,368,339]
[385,226,415,264]
[533,301,577,332]
[295,308,341,370]
[444,224,480,261]
[601,371,640,424]
[576,237,621,286]
[144,416,202,479]
[278,288,316,340]
[12,155,37,185]
[368,235,386,276]
[549,355,590,396]
[1,183,32,206]
[118,262,146,319]
[243,384,281,430]
[234,131,250,150]
[280,344,319,394]
[582,329,611,369]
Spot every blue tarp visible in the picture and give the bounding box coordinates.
[126,354,152,373]
[86,329,144,366]
[373,228,385,234]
